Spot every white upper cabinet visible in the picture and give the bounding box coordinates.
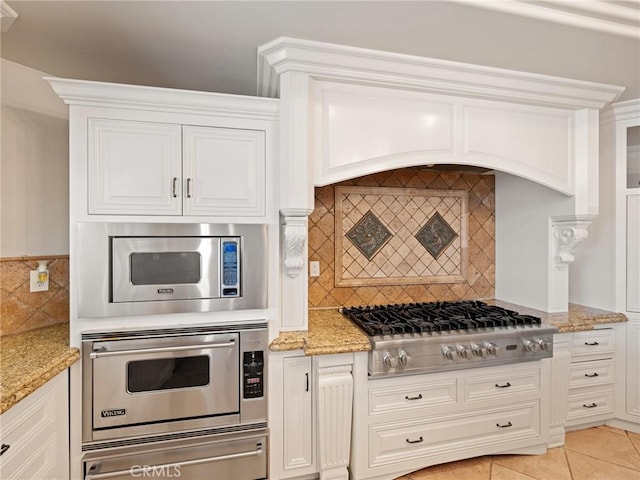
[182,126,265,217]
[46,76,278,221]
[88,119,182,215]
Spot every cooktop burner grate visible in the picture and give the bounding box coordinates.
[341,300,541,337]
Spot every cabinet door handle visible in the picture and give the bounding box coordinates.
[495,382,511,388]
[496,421,513,428]
[305,372,309,392]
[0,444,10,456]
[172,177,178,198]
[583,403,598,408]
[405,436,423,444]
[584,372,599,378]
[585,341,599,346]
[405,394,423,401]
[186,178,192,198]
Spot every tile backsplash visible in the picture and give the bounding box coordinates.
[308,168,495,308]
[0,257,69,336]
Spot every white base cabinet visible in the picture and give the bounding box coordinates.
[350,358,551,480]
[0,370,69,480]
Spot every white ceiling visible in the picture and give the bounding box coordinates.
[1,0,639,100]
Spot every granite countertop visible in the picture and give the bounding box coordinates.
[269,300,627,354]
[1,323,79,414]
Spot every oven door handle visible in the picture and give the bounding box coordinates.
[85,443,263,480]
[89,340,236,359]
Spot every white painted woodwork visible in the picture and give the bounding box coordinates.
[350,359,551,480]
[560,328,617,429]
[316,354,354,480]
[0,370,69,480]
[549,336,571,447]
[627,195,640,312]
[625,321,640,418]
[282,355,313,472]
[88,119,182,215]
[182,126,265,216]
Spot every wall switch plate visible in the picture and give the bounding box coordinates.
[30,270,49,292]
[310,260,320,277]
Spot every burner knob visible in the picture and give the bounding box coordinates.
[524,340,540,352]
[457,344,471,359]
[484,342,499,356]
[383,352,398,368]
[398,350,411,366]
[536,338,552,352]
[471,343,484,357]
[442,345,456,360]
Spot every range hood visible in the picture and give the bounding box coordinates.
[256,37,624,328]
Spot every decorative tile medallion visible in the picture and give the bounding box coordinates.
[346,211,392,260]
[415,212,458,259]
[334,185,468,287]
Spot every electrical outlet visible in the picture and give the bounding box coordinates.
[309,260,320,277]
[29,270,49,292]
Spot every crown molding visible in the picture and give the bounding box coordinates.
[45,76,279,120]
[257,37,624,109]
[0,1,17,32]
[451,0,640,39]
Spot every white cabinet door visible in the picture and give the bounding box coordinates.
[88,119,182,215]
[0,370,69,480]
[282,356,313,472]
[628,195,640,312]
[183,126,265,217]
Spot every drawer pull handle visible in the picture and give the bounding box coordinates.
[405,394,423,401]
[585,341,599,346]
[0,444,10,456]
[584,373,599,378]
[495,382,512,388]
[186,178,192,198]
[496,422,513,428]
[171,177,178,198]
[583,403,598,409]
[405,436,424,444]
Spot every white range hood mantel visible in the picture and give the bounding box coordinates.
[258,37,624,329]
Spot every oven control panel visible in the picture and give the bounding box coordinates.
[243,351,264,398]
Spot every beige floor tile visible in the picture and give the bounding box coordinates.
[565,426,640,471]
[597,425,630,436]
[566,450,640,480]
[493,447,571,480]
[491,464,538,480]
[409,456,491,480]
[628,431,640,455]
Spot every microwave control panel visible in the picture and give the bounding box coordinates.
[221,240,240,297]
[242,351,264,399]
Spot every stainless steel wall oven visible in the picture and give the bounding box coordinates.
[81,323,268,479]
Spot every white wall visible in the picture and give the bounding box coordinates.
[1,59,69,257]
[495,172,576,311]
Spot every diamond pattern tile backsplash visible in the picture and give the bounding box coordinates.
[308,168,495,308]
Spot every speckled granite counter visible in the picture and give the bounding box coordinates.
[1,323,79,414]
[269,301,627,354]
[270,309,371,354]
[488,300,627,333]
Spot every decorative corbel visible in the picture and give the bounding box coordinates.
[551,216,594,270]
[281,209,309,278]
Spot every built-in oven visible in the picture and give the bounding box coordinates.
[82,324,267,443]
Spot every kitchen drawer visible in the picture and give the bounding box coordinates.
[368,378,457,416]
[569,329,615,359]
[463,368,540,403]
[568,359,615,390]
[369,401,540,468]
[566,388,614,422]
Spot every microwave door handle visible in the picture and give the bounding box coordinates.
[89,340,236,359]
[85,443,263,480]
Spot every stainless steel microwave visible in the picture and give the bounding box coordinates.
[77,223,267,318]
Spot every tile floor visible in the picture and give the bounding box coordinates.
[395,426,640,480]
